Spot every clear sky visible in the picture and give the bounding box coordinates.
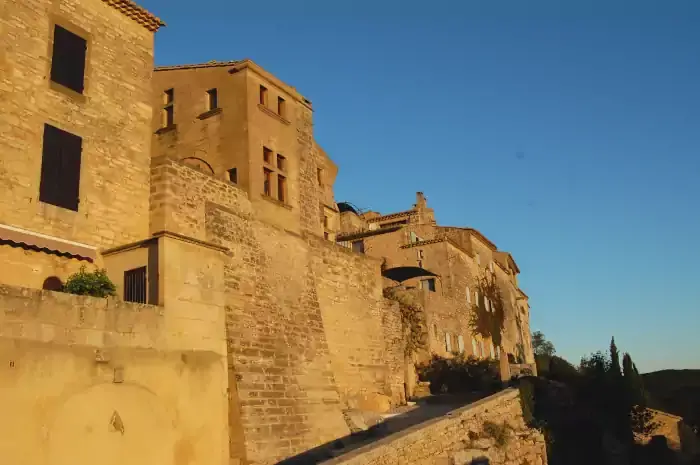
[140,0,700,373]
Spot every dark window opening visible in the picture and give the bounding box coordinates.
[323,216,329,228]
[206,88,218,111]
[277,96,286,117]
[277,174,286,203]
[163,88,174,127]
[420,278,436,292]
[276,154,286,171]
[263,146,272,164]
[323,232,329,240]
[39,124,82,211]
[50,24,87,94]
[259,85,267,105]
[124,266,147,304]
[228,167,237,184]
[317,168,323,186]
[263,168,272,196]
[42,276,64,292]
[352,240,365,254]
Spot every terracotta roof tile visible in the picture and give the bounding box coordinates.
[154,60,243,72]
[101,0,165,32]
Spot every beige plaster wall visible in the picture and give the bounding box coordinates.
[0,243,93,290]
[0,283,229,465]
[0,0,154,247]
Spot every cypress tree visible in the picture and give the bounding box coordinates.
[609,337,622,378]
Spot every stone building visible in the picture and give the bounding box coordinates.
[336,192,535,366]
[0,1,537,464]
[151,60,340,238]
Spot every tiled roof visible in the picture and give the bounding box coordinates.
[366,210,416,223]
[101,0,165,32]
[154,60,243,72]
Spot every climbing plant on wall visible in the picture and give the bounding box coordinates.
[383,286,428,357]
[468,272,506,348]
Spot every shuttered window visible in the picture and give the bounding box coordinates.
[39,124,82,211]
[445,332,452,352]
[457,335,465,354]
[50,25,87,94]
[124,267,147,304]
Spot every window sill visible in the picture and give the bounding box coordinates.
[155,124,177,135]
[197,107,222,120]
[257,104,290,125]
[49,80,87,103]
[260,194,292,210]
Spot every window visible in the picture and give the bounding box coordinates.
[276,154,286,170]
[495,346,501,360]
[417,260,423,268]
[263,146,272,164]
[474,290,479,306]
[50,24,87,94]
[489,261,494,273]
[445,333,452,352]
[277,175,286,202]
[39,124,82,211]
[323,216,329,228]
[317,168,323,186]
[420,278,436,292]
[206,88,218,111]
[277,96,286,117]
[259,85,267,105]
[490,341,495,359]
[351,240,365,254]
[457,335,465,354]
[323,232,329,240]
[410,231,422,243]
[475,253,481,265]
[263,168,272,196]
[417,249,424,259]
[162,89,174,127]
[433,324,438,338]
[124,266,147,304]
[485,298,490,313]
[466,286,471,303]
[472,337,478,357]
[479,340,485,357]
[227,168,237,184]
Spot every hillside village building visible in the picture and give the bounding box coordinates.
[0,0,534,464]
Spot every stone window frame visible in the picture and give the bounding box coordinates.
[46,15,92,103]
[261,147,289,205]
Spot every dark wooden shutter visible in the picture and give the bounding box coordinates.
[50,25,87,94]
[39,124,82,211]
[124,267,147,304]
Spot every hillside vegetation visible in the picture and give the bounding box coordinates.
[643,369,700,432]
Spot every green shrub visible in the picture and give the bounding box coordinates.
[417,354,500,394]
[63,266,117,298]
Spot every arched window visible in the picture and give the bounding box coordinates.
[42,276,64,292]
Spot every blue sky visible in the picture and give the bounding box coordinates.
[141,0,700,373]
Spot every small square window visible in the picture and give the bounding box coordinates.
[50,24,87,94]
[352,240,365,254]
[420,278,436,292]
[259,85,267,105]
[124,266,147,304]
[263,147,272,164]
[324,232,329,240]
[276,154,286,171]
[206,88,218,111]
[277,96,286,117]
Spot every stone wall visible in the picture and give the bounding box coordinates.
[0,0,154,248]
[0,284,229,465]
[151,156,404,464]
[321,389,547,465]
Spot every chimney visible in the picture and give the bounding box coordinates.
[415,192,427,209]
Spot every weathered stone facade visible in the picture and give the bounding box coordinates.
[320,389,547,465]
[0,2,540,463]
[337,193,536,368]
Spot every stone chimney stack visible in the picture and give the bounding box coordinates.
[415,192,427,210]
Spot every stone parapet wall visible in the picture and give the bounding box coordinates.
[321,389,547,465]
[0,284,230,465]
